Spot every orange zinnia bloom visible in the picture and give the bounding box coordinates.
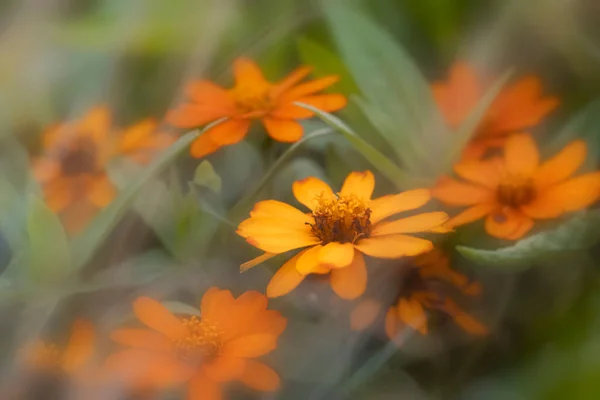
[21,319,95,376]
[432,62,559,160]
[33,107,173,233]
[433,133,600,239]
[167,57,347,158]
[108,288,286,400]
[238,171,449,300]
[351,248,487,342]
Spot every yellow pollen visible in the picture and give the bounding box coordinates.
[233,86,274,116]
[173,317,222,362]
[497,175,536,208]
[309,194,372,244]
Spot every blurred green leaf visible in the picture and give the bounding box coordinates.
[457,211,600,268]
[193,161,222,193]
[26,196,72,285]
[323,2,450,178]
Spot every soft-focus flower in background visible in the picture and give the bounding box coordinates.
[433,134,600,239]
[432,62,559,161]
[108,288,286,400]
[238,171,449,300]
[32,107,173,233]
[167,57,347,158]
[351,248,487,343]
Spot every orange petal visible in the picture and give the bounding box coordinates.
[167,103,230,128]
[62,319,95,373]
[132,297,186,340]
[222,334,277,358]
[201,289,236,334]
[279,75,340,100]
[454,158,503,189]
[233,58,268,87]
[350,299,383,331]
[330,250,367,300]
[262,118,303,142]
[42,177,74,212]
[432,62,482,127]
[272,66,313,96]
[533,140,587,189]
[398,299,428,334]
[184,80,233,108]
[205,118,250,146]
[237,216,311,239]
[87,174,116,208]
[355,235,433,259]
[520,194,564,219]
[190,132,223,158]
[241,309,287,338]
[240,252,277,272]
[372,212,449,236]
[431,177,493,206]
[445,204,494,229]
[271,103,314,119]
[80,106,111,144]
[292,176,335,210]
[340,170,375,200]
[245,231,320,254]
[249,200,312,223]
[110,329,172,351]
[485,209,533,240]
[384,306,400,339]
[443,298,488,335]
[33,158,61,184]
[370,189,431,224]
[295,244,324,275]
[189,371,223,400]
[504,133,539,176]
[318,242,354,269]
[239,360,280,392]
[540,172,600,213]
[266,251,307,298]
[294,93,347,114]
[203,357,246,382]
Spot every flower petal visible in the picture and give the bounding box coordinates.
[370,189,431,224]
[355,235,433,259]
[533,140,587,188]
[222,334,277,358]
[62,319,95,373]
[443,298,488,335]
[203,357,246,382]
[88,174,116,208]
[190,132,223,158]
[432,62,482,127]
[398,299,428,334]
[133,297,186,340]
[280,75,340,100]
[485,209,534,240]
[318,242,354,269]
[233,58,268,87]
[504,133,539,176]
[239,360,280,392]
[292,176,335,210]
[204,118,250,146]
[167,103,229,129]
[294,93,347,114]
[262,118,303,142]
[110,329,172,351]
[384,306,399,340]
[340,170,375,199]
[295,245,324,275]
[330,250,367,299]
[432,177,493,206]
[539,172,600,213]
[372,212,449,236]
[266,251,307,298]
[249,200,311,224]
[188,372,223,400]
[351,299,382,331]
[272,66,313,96]
[454,158,503,189]
[245,231,320,254]
[184,80,232,107]
[446,204,495,229]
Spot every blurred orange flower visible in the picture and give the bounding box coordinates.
[21,319,95,376]
[32,107,173,233]
[167,57,347,158]
[432,133,600,239]
[108,288,286,400]
[238,171,449,300]
[351,249,487,342]
[432,62,559,160]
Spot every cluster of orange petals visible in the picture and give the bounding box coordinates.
[167,58,347,158]
[33,107,173,233]
[432,62,559,160]
[107,288,286,400]
[433,133,600,239]
[351,249,488,342]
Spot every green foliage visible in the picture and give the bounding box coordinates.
[193,161,222,193]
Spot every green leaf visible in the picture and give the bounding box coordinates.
[26,196,72,285]
[71,127,205,269]
[193,160,222,193]
[295,102,411,189]
[322,2,450,177]
[457,211,600,268]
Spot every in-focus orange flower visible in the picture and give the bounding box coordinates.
[432,62,559,160]
[238,171,449,300]
[32,107,173,233]
[108,288,286,400]
[20,319,95,376]
[433,133,600,240]
[351,248,487,342]
[167,57,347,158]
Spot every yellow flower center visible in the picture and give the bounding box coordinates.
[309,194,372,244]
[497,175,536,208]
[173,317,222,364]
[233,85,274,116]
[60,137,99,176]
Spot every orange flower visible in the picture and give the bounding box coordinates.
[432,62,559,160]
[167,57,347,158]
[32,107,173,233]
[20,319,95,376]
[237,171,449,300]
[351,249,487,342]
[108,288,286,400]
[432,133,600,240]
